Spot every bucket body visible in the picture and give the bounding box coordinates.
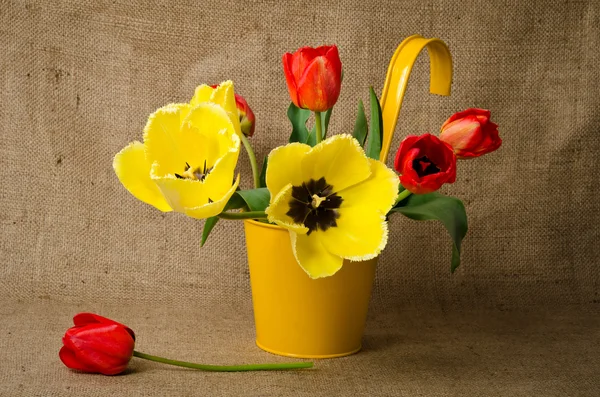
[243,219,377,358]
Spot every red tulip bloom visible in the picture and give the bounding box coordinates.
[282,45,342,112]
[210,85,255,137]
[394,134,457,194]
[59,313,135,375]
[440,108,501,159]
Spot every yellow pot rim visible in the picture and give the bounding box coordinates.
[243,218,283,231]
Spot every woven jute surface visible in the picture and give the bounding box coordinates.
[1,0,599,395]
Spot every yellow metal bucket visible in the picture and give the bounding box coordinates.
[244,219,377,358]
[243,35,453,358]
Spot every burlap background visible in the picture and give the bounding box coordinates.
[1,0,599,395]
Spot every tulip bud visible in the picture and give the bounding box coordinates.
[394,133,457,194]
[282,45,342,112]
[59,313,135,375]
[235,94,255,137]
[440,108,501,159]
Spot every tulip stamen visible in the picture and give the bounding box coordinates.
[413,156,440,177]
[287,177,343,235]
[175,160,213,182]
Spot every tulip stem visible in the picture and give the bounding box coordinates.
[218,211,268,220]
[394,189,412,206]
[240,134,260,189]
[314,112,323,144]
[133,351,313,372]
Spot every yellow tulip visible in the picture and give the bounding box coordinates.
[113,98,240,219]
[265,134,399,279]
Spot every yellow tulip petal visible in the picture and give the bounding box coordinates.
[189,84,214,107]
[318,159,397,260]
[202,147,239,198]
[319,208,388,261]
[113,142,172,212]
[151,165,210,213]
[181,103,239,169]
[265,184,309,234]
[290,231,344,279]
[301,134,372,192]
[185,174,240,219]
[266,143,311,198]
[143,104,191,176]
[338,159,400,214]
[210,81,241,135]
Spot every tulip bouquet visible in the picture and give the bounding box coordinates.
[113,44,500,279]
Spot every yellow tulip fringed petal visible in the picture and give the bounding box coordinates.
[265,184,310,234]
[290,232,344,279]
[190,85,214,106]
[113,142,172,212]
[339,159,400,213]
[113,92,241,220]
[189,81,242,136]
[320,159,399,260]
[301,134,371,192]
[265,143,311,196]
[264,134,399,278]
[184,174,240,220]
[143,104,192,176]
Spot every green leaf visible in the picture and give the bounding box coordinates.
[352,100,368,147]
[287,103,311,144]
[201,194,247,246]
[365,87,383,160]
[259,156,268,188]
[389,193,468,272]
[235,188,271,212]
[201,217,219,247]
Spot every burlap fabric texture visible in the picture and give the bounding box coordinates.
[1,0,599,395]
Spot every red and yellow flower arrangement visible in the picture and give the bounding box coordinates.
[61,40,501,375]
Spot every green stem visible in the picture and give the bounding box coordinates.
[394,189,412,206]
[240,133,260,189]
[133,351,313,372]
[218,211,268,220]
[314,111,323,144]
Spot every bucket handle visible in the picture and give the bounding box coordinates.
[379,35,454,163]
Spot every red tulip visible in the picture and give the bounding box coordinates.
[440,108,501,159]
[282,45,342,112]
[59,313,135,375]
[394,133,457,194]
[210,85,255,137]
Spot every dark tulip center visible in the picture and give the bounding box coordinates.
[412,156,440,177]
[174,160,213,182]
[286,177,343,235]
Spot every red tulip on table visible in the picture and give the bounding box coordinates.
[59,313,312,375]
[59,313,135,375]
[394,133,457,194]
[282,45,342,112]
[440,108,501,159]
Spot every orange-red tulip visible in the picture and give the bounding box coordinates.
[282,45,342,112]
[440,108,501,159]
